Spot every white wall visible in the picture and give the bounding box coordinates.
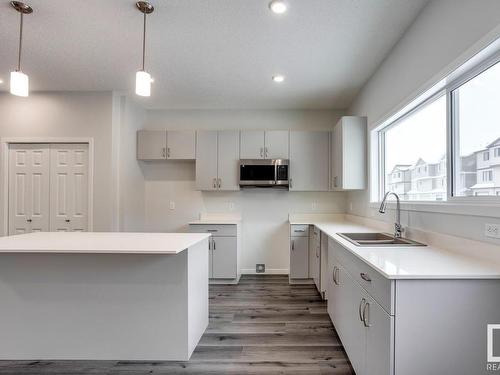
[347,0,500,244]
[142,109,347,273]
[114,95,146,232]
[0,92,115,233]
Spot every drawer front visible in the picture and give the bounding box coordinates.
[189,224,237,237]
[290,224,309,237]
[334,241,394,315]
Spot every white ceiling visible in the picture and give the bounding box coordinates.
[0,0,428,109]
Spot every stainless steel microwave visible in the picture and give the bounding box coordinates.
[239,159,289,188]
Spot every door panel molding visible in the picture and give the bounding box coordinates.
[1,138,94,236]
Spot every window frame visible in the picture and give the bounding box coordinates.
[377,91,447,203]
[373,48,500,206]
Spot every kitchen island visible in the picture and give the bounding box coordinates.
[0,232,211,361]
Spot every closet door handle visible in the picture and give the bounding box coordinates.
[360,272,372,282]
[358,298,366,322]
[362,302,371,327]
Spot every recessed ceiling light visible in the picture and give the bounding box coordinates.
[272,75,285,83]
[269,0,287,14]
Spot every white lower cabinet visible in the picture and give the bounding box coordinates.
[290,225,309,279]
[189,223,241,283]
[328,240,394,375]
[211,236,237,279]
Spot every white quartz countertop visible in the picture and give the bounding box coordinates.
[0,232,211,254]
[290,216,500,280]
[189,214,241,225]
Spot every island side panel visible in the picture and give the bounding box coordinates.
[187,238,210,357]
[0,252,193,360]
[395,279,500,375]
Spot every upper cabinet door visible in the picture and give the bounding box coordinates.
[240,130,265,159]
[289,131,330,191]
[217,131,240,191]
[332,116,367,191]
[196,131,218,191]
[137,130,167,160]
[167,130,196,160]
[265,130,289,159]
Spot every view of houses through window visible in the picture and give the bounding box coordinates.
[381,59,500,201]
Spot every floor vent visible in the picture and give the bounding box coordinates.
[256,264,265,273]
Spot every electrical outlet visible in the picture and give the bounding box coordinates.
[256,264,265,273]
[485,223,499,239]
[169,201,175,210]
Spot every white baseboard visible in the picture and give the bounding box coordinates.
[241,268,289,275]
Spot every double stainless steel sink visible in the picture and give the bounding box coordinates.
[337,232,426,247]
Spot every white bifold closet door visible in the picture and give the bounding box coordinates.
[8,143,89,235]
[8,144,51,234]
[49,144,89,232]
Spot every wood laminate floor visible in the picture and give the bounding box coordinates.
[0,275,354,375]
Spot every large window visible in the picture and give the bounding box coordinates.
[452,61,500,197]
[376,50,500,203]
[381,95,447,201]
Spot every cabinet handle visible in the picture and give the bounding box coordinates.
[291,240,295,251]
[362,302,371,327]
[334,176,338,188]
[162,147,166,158]
[260,147,264,158]
[358,298,366,322]
[294,229,305,233]
[213,238,216,250]
[289,178,293,189]
[65,219,71,223]
[207,229,218,232]
[26,218,32,223]
[360,272,371,282]
[265,147,268,158]
[167,147,171,158]
[208,239,212,250]
[218,178,221,189]
[213,178,217,189]
[333,266,339,285]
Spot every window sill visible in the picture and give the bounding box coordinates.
[368,200,500,219]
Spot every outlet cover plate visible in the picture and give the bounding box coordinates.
[485,223,500,239]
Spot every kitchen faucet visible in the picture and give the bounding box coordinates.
[379,191,403,238]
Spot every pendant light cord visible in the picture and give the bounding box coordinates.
[17,12,23,72]
[142,12,146,71]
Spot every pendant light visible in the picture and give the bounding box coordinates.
[10,1,33,97]
[135,1,154,97]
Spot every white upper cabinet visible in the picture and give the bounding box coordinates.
[289,130,330,191]
[240,130,289,159]
[265,130,289,159]
[217,131,240,191]
[196,130,240,191]
[137,130,167,160]
[196,131,218,191]
[138,130,196,160]
[166,130,196,160]
[331,116,367,191]
[240,130,265,159]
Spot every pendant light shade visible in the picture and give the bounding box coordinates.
[10,71,29,97]
[136,71,152,97]
[10,1,33,97]
[135,1,154,97]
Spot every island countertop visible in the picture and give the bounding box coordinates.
[0,232,211,254]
